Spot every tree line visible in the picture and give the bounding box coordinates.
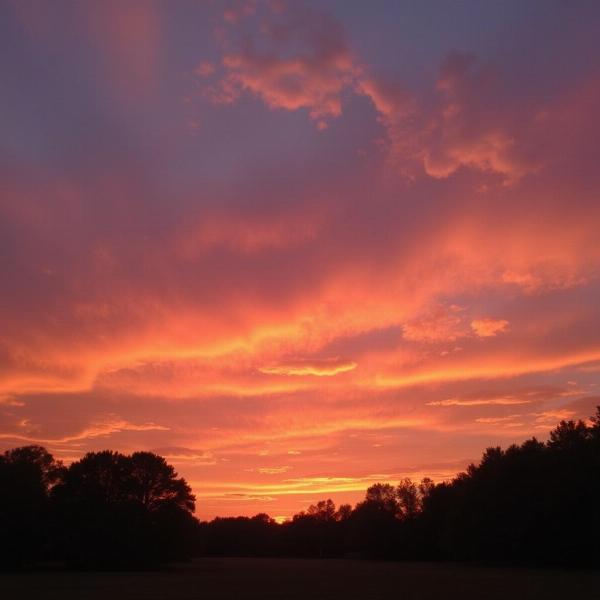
[1,407,599,569]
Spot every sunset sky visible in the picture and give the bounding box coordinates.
[1,0,600,521]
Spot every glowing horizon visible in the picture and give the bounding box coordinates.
[1,0,600,521]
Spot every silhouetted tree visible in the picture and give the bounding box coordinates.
[397,478,419,519]
[548,418,590,450]
[348,484,401,558]
[0,446,63,569]
[418,477,435,502]
[336,503,353,521]
[307,499,337,522]
[51,450,197,568]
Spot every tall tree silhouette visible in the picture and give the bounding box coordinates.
[127,452,195,512]
[0,446,64,569]
[51,450,197,568]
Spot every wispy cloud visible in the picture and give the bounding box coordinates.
[0,417,168,445]
[428,398,532,407]
[259,357,357,377]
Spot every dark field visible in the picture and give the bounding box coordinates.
[1,558,599,600]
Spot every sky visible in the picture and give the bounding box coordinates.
[1,0,600,522]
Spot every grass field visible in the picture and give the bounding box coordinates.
[1,558,599,600]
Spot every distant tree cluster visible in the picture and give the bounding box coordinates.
[1,407,599,570]
[0,449,198,570]
[199,407,600,566]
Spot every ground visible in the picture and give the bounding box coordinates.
[1,558,599,599]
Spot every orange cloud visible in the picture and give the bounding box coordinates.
[471,318,509,338]
[377,350,600,391]
[428,398,532,407]
[402,305,466,343]
[255,466,292,475]
[475,415,523,424]
[151,447,217,466]
[259,357,357,377]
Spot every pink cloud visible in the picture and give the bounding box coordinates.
[357,52,540,181]
[206,4,359,124]
[420,53,535,181]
